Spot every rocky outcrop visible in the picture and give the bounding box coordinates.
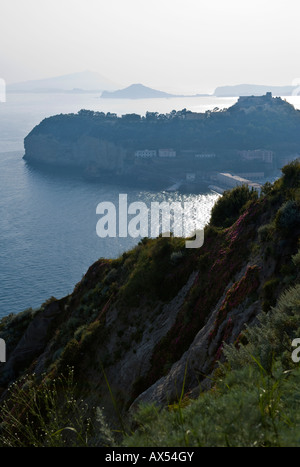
[102,272,198,410]
[130,265,261,409]
[24,133,126,173]
[0,299,66,387]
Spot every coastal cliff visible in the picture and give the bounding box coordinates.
[24,133,126,172]
[2,162,300,446]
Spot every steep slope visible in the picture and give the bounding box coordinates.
[1,161,300,445]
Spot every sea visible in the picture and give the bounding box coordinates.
[1,93,299,318]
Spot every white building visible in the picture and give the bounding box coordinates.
[135,149,157,159]
[159,148,176,158]
[238,149,274,164]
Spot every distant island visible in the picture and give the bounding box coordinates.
[23,93,300,190]
[100,83,206,99]
[101,83,300,100]
[101,83,177,99]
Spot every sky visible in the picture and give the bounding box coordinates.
[1,0,300,94]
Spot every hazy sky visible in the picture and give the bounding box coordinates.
[1,0,300,93]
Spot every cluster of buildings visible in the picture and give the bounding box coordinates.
[133,140,299,195]
[238,149,274,164]
[134,148,176,159]
[237,92,273,108]
[134,149,218,160]
[134,147,282,168]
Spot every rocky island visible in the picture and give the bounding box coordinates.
[100,83,178,99]
[23,94,300,190]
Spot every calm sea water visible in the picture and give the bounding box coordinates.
[1,93,299,318]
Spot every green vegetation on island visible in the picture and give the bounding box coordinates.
[23,94,300,188]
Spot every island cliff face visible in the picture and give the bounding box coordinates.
[24,133,126,172]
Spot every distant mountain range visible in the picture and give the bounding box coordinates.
[6,71,300,97]
[7,71,120,93]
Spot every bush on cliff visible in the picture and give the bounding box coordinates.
[210,185,258,228]
[122,282,300,447]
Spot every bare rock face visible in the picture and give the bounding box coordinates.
[0,299,66,387]
[130,264,261,410]
[101,272,198,409]
[24,134,126,172]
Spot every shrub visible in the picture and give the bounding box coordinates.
[104,268,118,284]
[282,160,300,188]
[120,237,189,305]
[292,247,300,268]
[224,283,300,372]
[170,251,184,264]
[123,283,300,448]
[262,277,280,312]
[258,223,274,243]
[57,339,80,371]
[210,185,258,228]
[275,200,300,232]
[123,363,296,447]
